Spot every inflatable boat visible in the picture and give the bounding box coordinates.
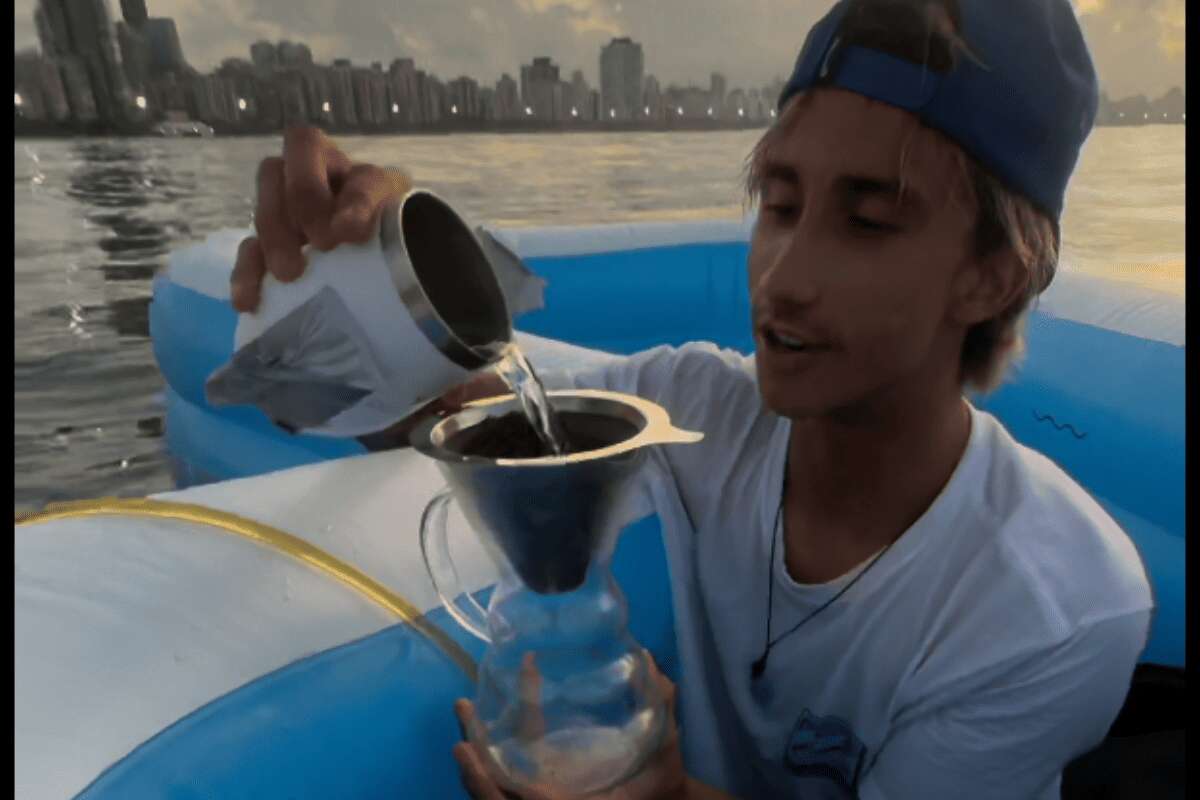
[15,219,1184,798]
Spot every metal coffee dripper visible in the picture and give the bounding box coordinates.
[412,390,702,796]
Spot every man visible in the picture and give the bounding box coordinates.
[231,0,1152,797]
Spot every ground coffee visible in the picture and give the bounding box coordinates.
[446,411,638,459]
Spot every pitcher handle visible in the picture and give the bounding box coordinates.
[419,488,491,643]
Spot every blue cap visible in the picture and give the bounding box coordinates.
[778,0,1098,219]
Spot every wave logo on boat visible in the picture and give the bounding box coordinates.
[783,708,868,791]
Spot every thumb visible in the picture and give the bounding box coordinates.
[444,373,511,411]
[643,650,677,720]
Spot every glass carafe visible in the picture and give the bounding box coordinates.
[413,389,701,796]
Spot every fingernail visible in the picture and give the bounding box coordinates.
[338,197,368,219]
[230,282,255,312]
[332,202,362,228]
[229,281,246,309]
[270,252,299,282]
[333,201,371,239]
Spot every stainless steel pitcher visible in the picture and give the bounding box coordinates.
[207,189,545,437]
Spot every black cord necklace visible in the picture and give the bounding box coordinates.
[750,472,894,680]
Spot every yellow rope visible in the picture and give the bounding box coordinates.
[15,497,478,682]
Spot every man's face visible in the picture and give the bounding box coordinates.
[748,88,979,420]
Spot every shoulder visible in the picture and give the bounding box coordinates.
[660,340,757,382]
[972,410,1153,636]
[662,341,765,425]
[900,412,1152,707]
[629,343,778,514]
[617,341,760,422]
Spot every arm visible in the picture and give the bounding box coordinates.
[857,611,1149,800]
[361,340,747,451]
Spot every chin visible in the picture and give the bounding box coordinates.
[756,372,835,420]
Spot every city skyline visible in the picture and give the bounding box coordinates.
[15,0,797,133]
[12,0,1188,100]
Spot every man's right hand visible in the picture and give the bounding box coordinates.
[230,126,510,445]
[231,125,413,313]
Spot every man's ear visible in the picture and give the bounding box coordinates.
[949,248,1028,326]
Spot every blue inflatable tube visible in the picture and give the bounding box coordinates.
[150,222,1183,670]
[76,514,677,799]
[9,220,1176,799]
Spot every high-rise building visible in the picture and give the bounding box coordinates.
[599,37,643,120]
[190,73,236,123]
[278,41,314,69]
[270,70,310,126]
[58,55,99,120]
[1157,86,1185,119]
[709,73,726,117]
[14,49,71,121]
[642,74,661,118]
[250,41,278,71]
[34,1,70,58]
[350,66,388,126]
[215,57,258,119]
[144,71,190,115]
[329,59,358,127]
[35,0,132,123]
[725,88,747,120]
[296,66,333,124]
[216,57,283,128]
[115,21,150,90]
[388,58,420,124]
[569,69,592,119]
[494,73,519,120]
[142,17,188,75]
[447,76,481,119]
[351,68,374,125]
[416,71,445,124]
[746,88,767,122]
[479,87,496,121]
[120,0,147,27]
[520,57,563,120]
[663,84,709,119]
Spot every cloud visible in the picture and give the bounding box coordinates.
[1074,0,1106,15]
[1077,0,1185,97]
[1153,0,1185,60]
[514,0,622,35]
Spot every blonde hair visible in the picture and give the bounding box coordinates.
[745,0,1060,394]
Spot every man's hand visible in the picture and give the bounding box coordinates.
[230,125,412,312]
[453,652,689,800]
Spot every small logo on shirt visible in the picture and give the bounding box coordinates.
[784,709,868,790]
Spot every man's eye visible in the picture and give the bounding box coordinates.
[849,216,897,232]
[765,203,797,218]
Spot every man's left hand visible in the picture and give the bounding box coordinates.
[453,651,688,800]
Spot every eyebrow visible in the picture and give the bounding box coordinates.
[839,175,925,213]
[759,162,799,186]
[758,161,926,213]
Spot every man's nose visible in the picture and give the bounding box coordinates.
[752,228,821,309]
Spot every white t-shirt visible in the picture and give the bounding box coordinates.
[544,341,1153,800]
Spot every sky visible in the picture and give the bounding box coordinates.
[13,0,1186,99]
